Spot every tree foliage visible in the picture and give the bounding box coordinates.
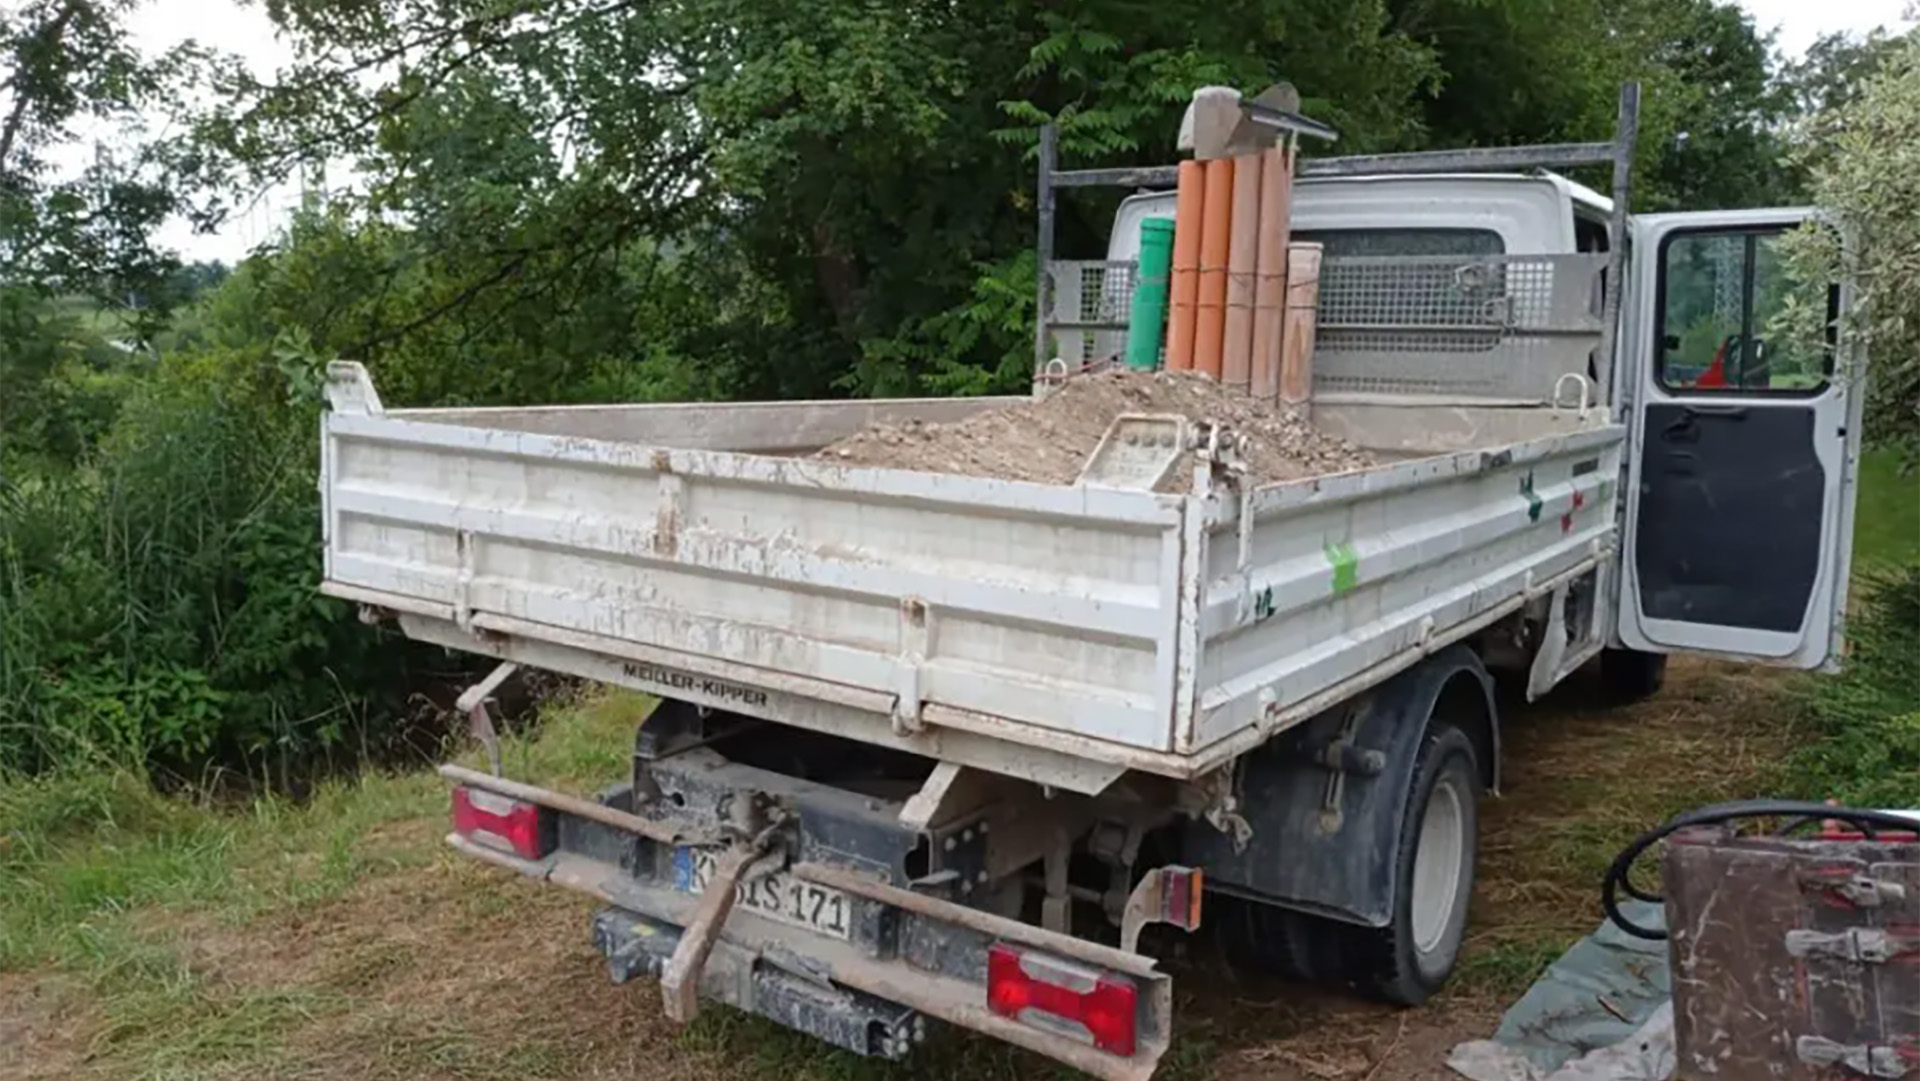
[1783,28,1913,119]
[0,1,231,472]
[0,0,225,307]
[1777,31,1920,460]
[182,0,1803,408]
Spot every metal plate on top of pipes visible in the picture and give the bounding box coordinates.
[1079,414,1190,490]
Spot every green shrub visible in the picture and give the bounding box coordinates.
[0,346,443,779]
[1786,563,1920,807]
[0,289,136,474]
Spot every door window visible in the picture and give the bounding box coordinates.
[1656,228,1835,394]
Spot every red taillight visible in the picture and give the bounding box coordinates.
[987,943,1138,1057]
[452,786,555,859]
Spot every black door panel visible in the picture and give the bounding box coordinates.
[1633,404,1823,633]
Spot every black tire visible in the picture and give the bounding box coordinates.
[1600,648,1668,703]
[1343,724,1481,1005]
[1221,892,1343,984]
[1219,725,1481,1006]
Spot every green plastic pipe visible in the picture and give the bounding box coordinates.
[1126,217,1175,371]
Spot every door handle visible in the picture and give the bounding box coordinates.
[1682,404,1748,418]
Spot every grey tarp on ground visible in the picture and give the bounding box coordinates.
[1449,900,1672,1081]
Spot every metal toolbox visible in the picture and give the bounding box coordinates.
[1664,826,1919,1079]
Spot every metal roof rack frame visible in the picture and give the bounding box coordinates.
[1031,82,1641,404]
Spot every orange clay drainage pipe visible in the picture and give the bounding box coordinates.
[1164,160,1206,371]
[1193,158,1235,380]
[1221,152,1261,390]
[1250,142,1293,400]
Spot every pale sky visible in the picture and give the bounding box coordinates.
[91,0,1920,263]
[1743,0,1912,55]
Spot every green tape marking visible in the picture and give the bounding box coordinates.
[1324,541,1359,594]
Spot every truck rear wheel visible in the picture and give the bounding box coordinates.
[1220,895,1337,985]
[1599,648,1668,703]
[1220,724,1481,1005]
[1345,724,1481,1004]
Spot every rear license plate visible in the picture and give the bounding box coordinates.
[672,847,853,941]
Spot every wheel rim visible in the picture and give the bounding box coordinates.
[1410,770,1467,955]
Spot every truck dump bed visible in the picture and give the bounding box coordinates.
[321,363,1622,791]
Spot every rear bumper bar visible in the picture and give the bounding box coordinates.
[446,806,1173,1081]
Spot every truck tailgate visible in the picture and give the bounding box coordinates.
[320,398,1190,752]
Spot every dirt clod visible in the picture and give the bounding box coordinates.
[817,369,1375,492]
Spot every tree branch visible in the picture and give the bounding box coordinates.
[228,0,663,197]
[0,0,81,171]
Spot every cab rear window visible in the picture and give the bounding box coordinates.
[1293,227,1504,257]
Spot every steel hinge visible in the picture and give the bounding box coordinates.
[892,597,930,736]
[1785,927,1919,965]
[323,361,385,415]
[1796,1036,1913,1078]
[1802,870,1910,908]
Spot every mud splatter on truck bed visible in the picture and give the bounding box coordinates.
[816,369,1375,492]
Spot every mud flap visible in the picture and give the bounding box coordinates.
[1183,645,1496,926]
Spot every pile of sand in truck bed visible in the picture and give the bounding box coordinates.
[817,368,1375,492]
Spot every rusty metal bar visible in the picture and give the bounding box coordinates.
[438,762,693,845]
[1597,82,1641,419]
[1033,122,1059,377]
[790,861,1160,978]
[1046,140,1620,192]
[1300,141,1613,178]
[453,661,517,776]
[660,845,753,1022]
[1239,100,1341,143]
[1050,164,1179,189]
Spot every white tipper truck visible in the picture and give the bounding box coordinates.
[318,88,1862,1078]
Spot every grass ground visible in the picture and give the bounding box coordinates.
[2,456,1908,1081]
[1852,447,1920,570]
[0,659,1799,1081]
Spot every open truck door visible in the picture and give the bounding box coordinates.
[1618,209,1864,670]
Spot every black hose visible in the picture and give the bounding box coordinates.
[1600,799,1919,941]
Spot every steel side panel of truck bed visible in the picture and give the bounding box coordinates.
[321,411,1189,750]
[320,381,1626,770]
[1183,426,1625,753]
